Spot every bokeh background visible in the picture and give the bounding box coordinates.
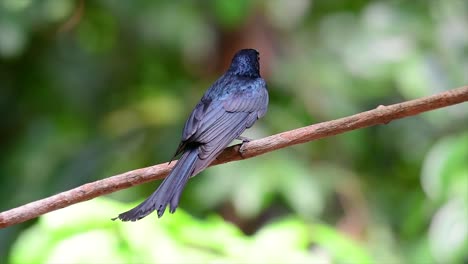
[1,0,467,263]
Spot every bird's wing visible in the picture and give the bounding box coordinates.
[191,83,268,173]
[181,79,267,140]
[171,98,213,158]
[182,98,212,141]
[192,111,257,174]
[193,79,268,143]
[176,79,267,161]
[223,81,269,121]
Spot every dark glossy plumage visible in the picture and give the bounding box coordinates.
[115,49,268,221]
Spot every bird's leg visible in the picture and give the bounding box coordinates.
[237,136,251,156]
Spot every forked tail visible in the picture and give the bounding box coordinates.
[115,148,198,221]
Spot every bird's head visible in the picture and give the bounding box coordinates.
[228,49,260,78]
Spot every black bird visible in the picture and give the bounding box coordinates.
[115,49,269,221]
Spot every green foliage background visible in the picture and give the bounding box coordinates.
[1,0,467,263]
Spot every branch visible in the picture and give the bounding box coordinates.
[1,86,467,228]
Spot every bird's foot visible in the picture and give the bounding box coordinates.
[237,136,251,158]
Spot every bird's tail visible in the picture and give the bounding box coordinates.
[115,148,199,221]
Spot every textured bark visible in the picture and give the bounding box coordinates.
[1,85,467,228]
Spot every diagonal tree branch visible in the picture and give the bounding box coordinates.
[1,86,467,228]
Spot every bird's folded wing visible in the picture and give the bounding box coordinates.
[223,83,268,118]
[192,111,257,174]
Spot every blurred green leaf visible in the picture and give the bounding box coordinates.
[0,18,27,57]
[421,133,468,202]
[10,198,347,263]
[310,223,374,264]
[211,0,252,28]
[429,198,468,263]
[77,8,117,54]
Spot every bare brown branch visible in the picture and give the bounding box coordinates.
[1,86,467,228]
